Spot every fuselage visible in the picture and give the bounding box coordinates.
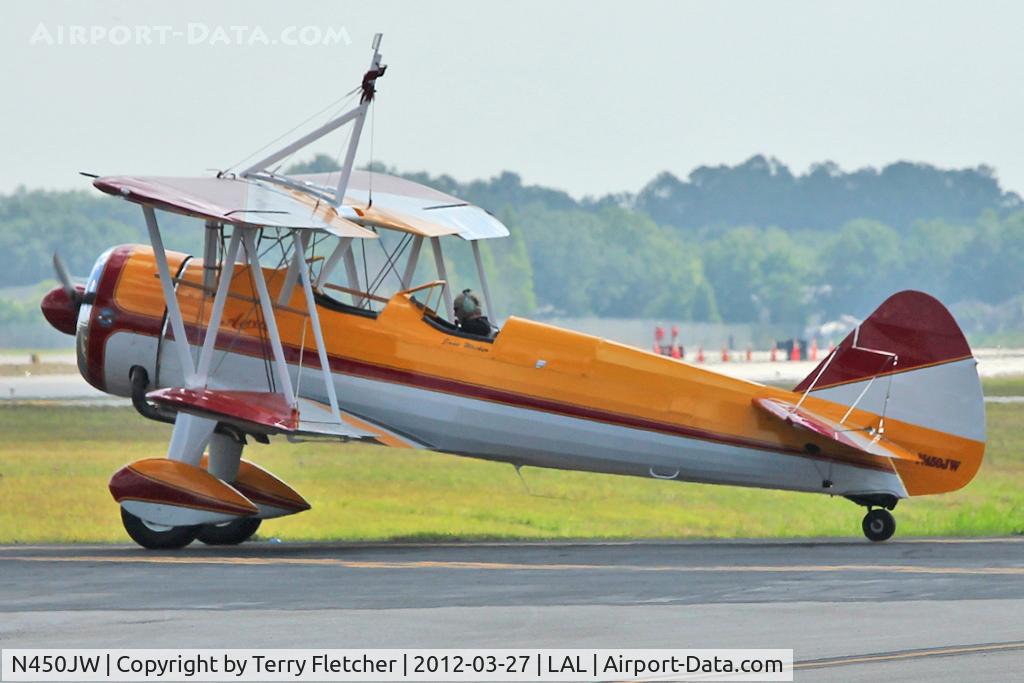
[73,244,983,501]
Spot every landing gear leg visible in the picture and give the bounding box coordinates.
[197,431,260,545]
[862,508,896,542]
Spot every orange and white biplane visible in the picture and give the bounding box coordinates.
[41,36,985,548]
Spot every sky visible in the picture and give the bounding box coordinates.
[2,0,1022,198]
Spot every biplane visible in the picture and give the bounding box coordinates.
[41,35,985,548]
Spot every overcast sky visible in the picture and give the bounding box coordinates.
[2,0,1022,198]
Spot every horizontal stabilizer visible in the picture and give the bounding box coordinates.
[753,397,916,462]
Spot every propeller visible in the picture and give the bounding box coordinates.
[52,252,82,307]
[41,252,84,336]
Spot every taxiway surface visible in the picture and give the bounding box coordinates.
[1,539,1022,681]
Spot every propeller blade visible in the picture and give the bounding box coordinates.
[52,252,81,307]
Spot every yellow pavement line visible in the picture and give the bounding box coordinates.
[795,640,1024,669]
[0,537,1020,553]
[1,538,1020,552]
[2,555,1022,575]
[900,537,1024,544]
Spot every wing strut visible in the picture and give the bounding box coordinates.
[293,230,342,421]
[241,230,296,406]
[277,230,310,305]
[194,229,242,384]
[315,236,354,289]
[430,236,455,320]
[143,206,196,385]
[401,236,424,289]
[471,240,495,317]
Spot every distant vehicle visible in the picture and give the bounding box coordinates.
[41,35,985,548]
[813,315,861,343]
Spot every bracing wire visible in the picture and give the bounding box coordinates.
[367,99,376,206]
[209,228,292,381]
[364,232,412,296]
[268,91,358,177]
[223,87,361,175]
[360,238,370,309]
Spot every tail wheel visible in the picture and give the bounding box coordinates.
[196,517,262,546]
[862,508,896,542]
[120,508,198,550]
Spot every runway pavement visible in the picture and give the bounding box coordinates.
[1,539,1022,681]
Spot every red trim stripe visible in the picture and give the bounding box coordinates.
[161,322,895,474]
[233,481,310,512]
[795,290,972,393]
[109,466,256,516]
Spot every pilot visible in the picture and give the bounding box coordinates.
[453,289,493,337]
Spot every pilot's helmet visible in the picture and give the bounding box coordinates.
[455,289,480,318]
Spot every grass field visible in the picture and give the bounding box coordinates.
[0,403,1021,544]
[983,374,1024,396]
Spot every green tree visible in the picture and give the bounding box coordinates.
[286,154,341,174]
[820,219,902,317]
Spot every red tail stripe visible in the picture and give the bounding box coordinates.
[795,291,971,392]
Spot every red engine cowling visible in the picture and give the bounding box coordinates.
[42,245,171,396]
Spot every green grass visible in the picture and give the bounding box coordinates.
[0,404,1021,544]
[982,375,1024,397]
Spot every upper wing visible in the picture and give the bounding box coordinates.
[93,175,377,238]
[93,170,508,241]
[753,397,916,461]
[291,170,510,240]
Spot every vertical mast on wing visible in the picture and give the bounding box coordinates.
[239,33,385,204]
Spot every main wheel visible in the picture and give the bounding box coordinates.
[120,508,199,550]
[862,508,896,542]
[196,517,261,546]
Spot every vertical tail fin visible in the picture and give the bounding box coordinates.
[796,290,983,441]
[795,291,985,495]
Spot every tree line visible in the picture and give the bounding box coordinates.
[1,156,1021,331]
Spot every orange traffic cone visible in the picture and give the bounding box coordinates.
[697,346,705,363]
[810,338,819,361]
[746,345,753,362]
[721,346,729,362]
[670,345,681,359]
[770,343,777,362]
[790,343,801,361]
